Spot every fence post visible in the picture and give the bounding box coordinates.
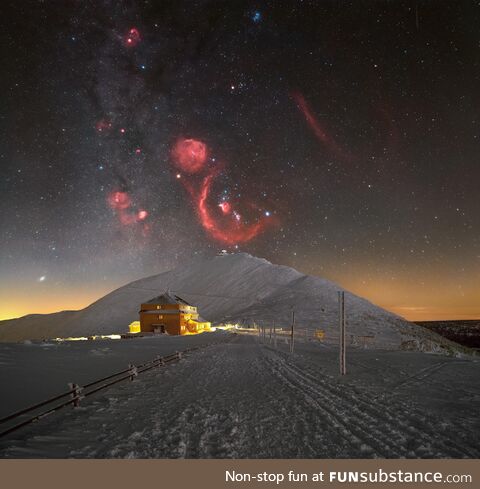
[68,383,82,407]
[156,354,164,366]
[128,364,138,381]
[177,351,182,360]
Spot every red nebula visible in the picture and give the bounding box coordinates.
[107,191,131,210]
[218,201,231,214]
[117,209,148,226]
[95,119,112,133]
[125,28,140,47]
[137,210,148,221]
[292,92,352,162]
[170,137,277,244]
[192,174,273,245]
[107,189,150,232]
[171,138,208,174]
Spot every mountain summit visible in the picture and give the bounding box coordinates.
[0,253,454,351]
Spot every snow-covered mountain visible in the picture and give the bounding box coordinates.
[0,253,459,351]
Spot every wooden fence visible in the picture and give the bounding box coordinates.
[0,345,205,438]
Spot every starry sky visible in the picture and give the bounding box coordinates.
[1,1,479,321]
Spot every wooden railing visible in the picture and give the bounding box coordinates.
[0,346,204,438]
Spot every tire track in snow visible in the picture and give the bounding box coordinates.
[301,358,478,458]
[262,349,403,457]
[291,353,477,458]
[380,361,450,393]
[263,347,476,458]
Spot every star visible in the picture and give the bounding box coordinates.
[252,11,262,23]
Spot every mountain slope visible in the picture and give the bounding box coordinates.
[0,253,460,351]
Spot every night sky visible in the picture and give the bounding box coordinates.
[1,1,479,321]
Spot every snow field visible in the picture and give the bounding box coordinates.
[0,333,478,458]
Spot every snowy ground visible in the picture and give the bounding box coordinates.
[0,332,228,417]
[0,332,479,458]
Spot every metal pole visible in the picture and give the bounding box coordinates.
[273,319,277,349]
[290,309,295,353]
[338,291,346,375]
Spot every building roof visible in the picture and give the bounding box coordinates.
[144,292,193,306]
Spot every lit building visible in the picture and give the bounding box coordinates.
[134,292,211,335]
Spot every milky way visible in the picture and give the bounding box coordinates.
[1,1,480,320]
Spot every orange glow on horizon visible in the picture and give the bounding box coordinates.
[1,290,479,323]
[3,302,478,322]
[296,257,480,323]
[1,259,479,323]
[0,285,114,321]
[387,305,480,322]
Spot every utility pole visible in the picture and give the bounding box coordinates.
[338,291,346,375]
[290,308,295,353]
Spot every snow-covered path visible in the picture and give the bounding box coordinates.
[1,334,478,458]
